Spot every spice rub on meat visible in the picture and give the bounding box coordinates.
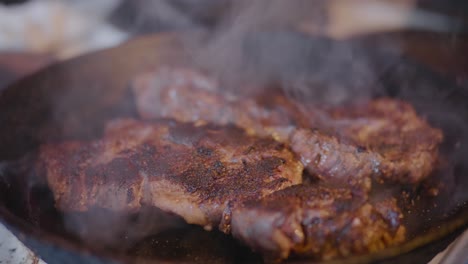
[131,67,306,141]
[132,67,231,124]
[289,129,375,193]
[291,99,443,191]
[326,98,443,184]
[132,67,443,189]
[37,118,303,231]
[231,185,406,261]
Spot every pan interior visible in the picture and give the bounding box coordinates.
[0,33,467,263]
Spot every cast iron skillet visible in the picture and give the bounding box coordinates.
[0,32,467,264]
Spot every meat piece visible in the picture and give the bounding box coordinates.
[292,99,443,188]
[235,92,313,142]
[231,185,406,261]
[37,118,303,231]
[132,67,232,124]
[131,67,305,141]
[325,98,443,184]
[290,129,374,193]
[132,67,443,186]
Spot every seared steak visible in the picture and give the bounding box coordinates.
[290,129,374,193]
[132,67,232,124]
[37,118,303,230]
[132,67,442,187]
[292,99,443,189]
[325,98,443,184]
[131,67,306,141]
[231,185,406,261]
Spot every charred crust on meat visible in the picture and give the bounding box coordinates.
[231,185,406,260]
[197,146,213,157]
[85,158,140,188]
[127,188,135,203]
[39,118,303,224]
[356,146,366,153]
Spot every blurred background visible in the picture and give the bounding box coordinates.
[0,0,466,89]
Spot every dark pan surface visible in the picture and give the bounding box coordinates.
[0,33,467,264]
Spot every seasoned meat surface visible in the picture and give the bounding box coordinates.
[290,129,374,193]
[292,99,443,189]
[132,67,231,124]
[231,185,406,261]
[37,118,303,230]
[324,98,443,184]
[132,67,442,187]
[131,67,305,141]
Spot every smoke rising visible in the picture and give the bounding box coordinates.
[64,206,187,250]
[381,60,468,215]
[187,0,401,105]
